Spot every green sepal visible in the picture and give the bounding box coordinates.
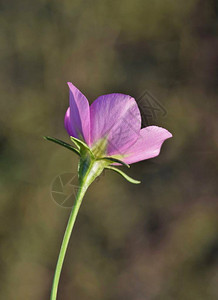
[44,136,80,156]
[78,156,107,187]
[78,154,92,183]
[105,166,141,184]
[97,157,130,168]
[70,136,95,158]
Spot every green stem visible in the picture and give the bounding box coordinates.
[50,183,88,300]
[50,154,106,300]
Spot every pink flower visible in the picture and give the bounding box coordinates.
[64,82,172,165]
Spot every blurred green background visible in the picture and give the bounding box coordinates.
[0,0,218,299]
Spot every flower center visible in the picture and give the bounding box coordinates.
[91,137,108,158]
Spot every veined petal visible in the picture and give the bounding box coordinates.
[90,93,141,156]
[64,82,90,145]
[122,126,172,164]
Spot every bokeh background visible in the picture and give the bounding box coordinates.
[1,1,218,299]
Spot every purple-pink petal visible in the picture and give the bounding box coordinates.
[90,93,141,155]
[122,126,173,164]
[64,107,72,136]
[64,82,90,145]
[64,83,172,165]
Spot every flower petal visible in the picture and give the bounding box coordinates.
[90,93,141,156]
[122,126,172,164]
[64,106,72,134]
[64,82,90,145]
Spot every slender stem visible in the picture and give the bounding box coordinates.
[49,155,105,300]
[50,183,88,300]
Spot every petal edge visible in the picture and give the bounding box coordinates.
[65,82,90,145]
[122,126,172,164]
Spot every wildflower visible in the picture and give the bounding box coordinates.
[45,82,172,300]
[64,82,172,163]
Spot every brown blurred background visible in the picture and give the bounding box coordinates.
[0,0,218,299]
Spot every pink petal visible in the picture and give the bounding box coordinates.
[122,126,172,164]
[90,93,141,155]
[64,82,90,145]
[64,107,71,135]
